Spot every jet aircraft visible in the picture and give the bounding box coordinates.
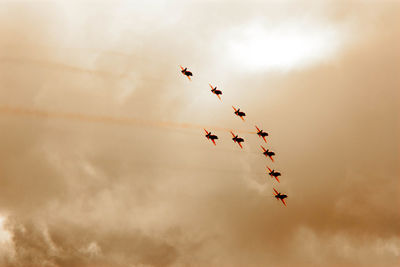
[273,188,287,207]
[209,84,222,100]
[230,131,244,149]
[204,129,218,146]
[180,65,193,80]
[267,167,281,182]
[232,106,246,121]
[255,126,268,143]
[261,146,275,162]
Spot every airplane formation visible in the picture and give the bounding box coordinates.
[181,66,288,207]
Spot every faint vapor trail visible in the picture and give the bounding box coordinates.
[0,57,118,78]
[0,56,172,83]
[0,105,255,134]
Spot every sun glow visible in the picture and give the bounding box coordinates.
[227,20,347,71]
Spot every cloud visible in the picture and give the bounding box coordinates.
[0,1,398,266]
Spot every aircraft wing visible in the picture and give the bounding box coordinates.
[267,167,272,172]
[204,129,209,135]
[255,125,261,132]
[269,155,274,162]
[260,145,267,152]
[274,176,280,183]
[280,198,287,207]
[180,65,184,70]
[232,106,237,112]
[209,83,214,89]
[262,136,267,143]
[238,142,243,149]
[230,131,235,138]
[273,188,279,195]
[217,94,221,100]
[240,116,245,121]
[211,139,216,146]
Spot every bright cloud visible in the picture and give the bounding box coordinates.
[227,20,348,71]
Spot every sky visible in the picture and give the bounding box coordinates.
[0,0,399,266]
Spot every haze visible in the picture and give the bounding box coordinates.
[0,1,399,266]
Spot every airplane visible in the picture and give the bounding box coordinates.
[204,129,218,146]
[232,106,246,121]
[260,146,275,162]
[209,84,222,100]
[267,167,281,182]
[255,125,268,143]
[230,131,244,149]
[180,65,193,80]
[273,188,287,207]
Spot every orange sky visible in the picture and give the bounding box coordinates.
[0,1,399,266]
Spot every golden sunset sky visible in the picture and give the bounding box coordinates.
[0,1,399,266]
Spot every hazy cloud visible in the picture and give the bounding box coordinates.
[0,1,398,266]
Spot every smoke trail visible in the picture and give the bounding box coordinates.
[0,105,256,134]
[0,57,120,78]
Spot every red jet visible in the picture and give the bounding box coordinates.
[267,167,281,182]
[255,125,268,143]
[261,146,275,162]
[209,84,222,100]
[273,188,287,207]
[204,129,218,146]
[230,131,244,149]
[232,106,246,121]
[180,65,193,81]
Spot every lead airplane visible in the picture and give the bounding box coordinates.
[204,129,218,146]
[180,65,193,80]
[273,188,287,207]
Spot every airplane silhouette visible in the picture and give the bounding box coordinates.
[209,84,222,100]
[230,131,244,149]
[255,125,268,143]
[180,65,193,80]
[232,106,246,121]
[204,129,218,146]
[261,146,275,162]
[273,188,287,207]
[267,167,281,182]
